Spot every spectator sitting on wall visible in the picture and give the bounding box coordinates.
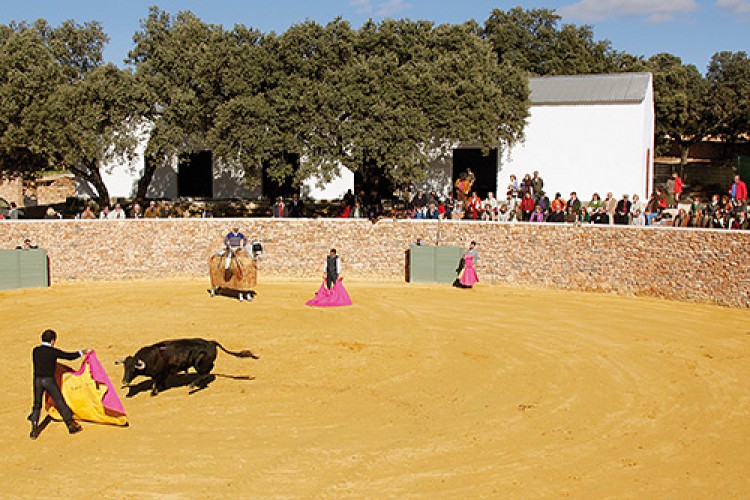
[504,193,519,219]
[591,207,609,224]
[349,200,365,218]
[442,194,455,220]
[289,193,304,218]
[730,210,749,230]
[551,192,566,213]
[80,206,96,220]
[614,194,631,225]
[537,191,550,216]
[483,192,499,221]
[336,200,350,218]
[466,191,483,220]
[497,203,512,222]
[631,208,646,226]
[108,203,126,220]
[8,202,24,219]
[563,206,577,224]
[452,199,465,220]
[604,192,617,225]
[672,208,690,227]
[689,195,705,216]
[99,205,110,219]
[424,203,439,220]
[16,238,38,250]
[689,209,708,228]
[587,193,603,212]
[656,188,668,212]
[567,192,581,215]
[579,206,591,224]
[643,192,659,225]
[130,203,143,219]
[44,207,62,219]
[548,197,565,223]
[519,191,535,221]
[144,200,160,218]
[272,196,286,218]
[529,204,545,223]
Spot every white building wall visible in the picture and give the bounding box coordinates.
[500,100,653,201]
[302,165,354,201]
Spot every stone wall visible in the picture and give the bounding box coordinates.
[1,218,748,307]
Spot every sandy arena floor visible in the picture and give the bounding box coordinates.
[1,278,749,497]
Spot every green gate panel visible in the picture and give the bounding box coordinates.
[0,249,49,290]
[409,246,463,283]
[434,246,464,283]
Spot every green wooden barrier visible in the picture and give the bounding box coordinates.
[0,249,49,290]
[408,245,463,283]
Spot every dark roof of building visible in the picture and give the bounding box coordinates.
[529,72,652,105]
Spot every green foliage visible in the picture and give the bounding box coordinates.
[211,18,528,189]
[482,7,641,76]
[705,51,750,142]
[0,20,142,205]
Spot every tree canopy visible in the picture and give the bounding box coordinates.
[0,7,748,204]
[0,20,143,205]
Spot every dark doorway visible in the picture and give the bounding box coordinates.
[262,153,300,200]
[178,151,213,198]
[452,148,498,198]
[354,163,395,202]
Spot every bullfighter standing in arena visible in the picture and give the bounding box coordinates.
[325,248,342,289]
[28,329,91,439]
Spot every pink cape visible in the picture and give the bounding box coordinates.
[306,278,352,307]
[460,254,479,287]
[73,351,127,416]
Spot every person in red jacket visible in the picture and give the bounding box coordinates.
[673,172,684,203]
[519,191,535,221]
[730,175,747,202]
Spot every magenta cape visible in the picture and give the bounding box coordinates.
[306,278,352,307]
[78,351,127,416]
[47,351,128,426]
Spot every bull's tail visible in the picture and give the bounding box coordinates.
[213,341,259,359]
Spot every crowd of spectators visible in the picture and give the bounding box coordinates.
[2,171,748,231]
[400,170,750,230]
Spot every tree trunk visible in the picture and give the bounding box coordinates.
[70,159,110,208]
[136,154,158,200]
[679,143,690,179]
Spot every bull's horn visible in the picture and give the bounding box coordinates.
[135,359,146,370]
[115,359,125,365]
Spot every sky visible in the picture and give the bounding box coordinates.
[1,0,748,73]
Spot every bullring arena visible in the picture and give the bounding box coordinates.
[1,218,749,497]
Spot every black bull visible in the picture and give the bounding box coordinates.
[117,339,259,395]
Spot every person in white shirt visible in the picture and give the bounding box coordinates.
[107,203,127,220]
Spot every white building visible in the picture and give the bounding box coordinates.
[80,72,654,203]
[497,72,655,200]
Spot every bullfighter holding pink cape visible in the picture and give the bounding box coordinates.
[306,248,352,307]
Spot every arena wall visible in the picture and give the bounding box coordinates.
[1,218,748,307]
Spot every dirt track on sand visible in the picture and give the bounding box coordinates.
[1,279,749,497]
